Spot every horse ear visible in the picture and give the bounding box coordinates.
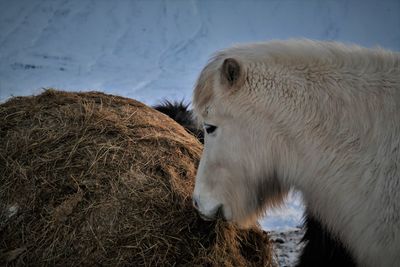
[221,58,242,87]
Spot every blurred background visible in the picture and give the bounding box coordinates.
[0,0,399,231]
[1,0,399,104]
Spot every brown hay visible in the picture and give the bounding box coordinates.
[0,90,274,266]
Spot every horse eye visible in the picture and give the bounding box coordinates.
[204,124,217,134]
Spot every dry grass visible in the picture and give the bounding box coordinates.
[0,90,274,266]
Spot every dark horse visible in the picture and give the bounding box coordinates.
[154,101,355,267]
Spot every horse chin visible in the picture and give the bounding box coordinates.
[198,204,225,222]
[231,210,261,229]
[234,218,258,229]
[198,213,216,221]
[199,207,258,229]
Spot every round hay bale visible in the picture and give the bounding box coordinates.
[0,90,274,266]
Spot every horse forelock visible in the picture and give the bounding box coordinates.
[193,55,224,123]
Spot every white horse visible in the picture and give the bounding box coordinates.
[192,39,400,267]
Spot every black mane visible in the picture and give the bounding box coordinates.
[153,100,203,143]
[296,211,356,266]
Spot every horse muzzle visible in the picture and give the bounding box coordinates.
[193,197,225,221]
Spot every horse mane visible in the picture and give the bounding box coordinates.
[153,100,204,143]
[193,39,399,120]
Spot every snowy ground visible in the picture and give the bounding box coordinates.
[269,228,305,267]
[1,1,399,266]
[261,191,305,266]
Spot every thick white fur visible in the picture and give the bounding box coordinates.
[192,39,400,267]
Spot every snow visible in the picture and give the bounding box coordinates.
[1,1,399,265]
[260,191,304,231]
[1,0,399,104]
[269,228,305,267]
[6,205,19,219]
[261,191,305,266]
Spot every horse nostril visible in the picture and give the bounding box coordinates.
[192,198,199,209]
[216,205,224,220]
